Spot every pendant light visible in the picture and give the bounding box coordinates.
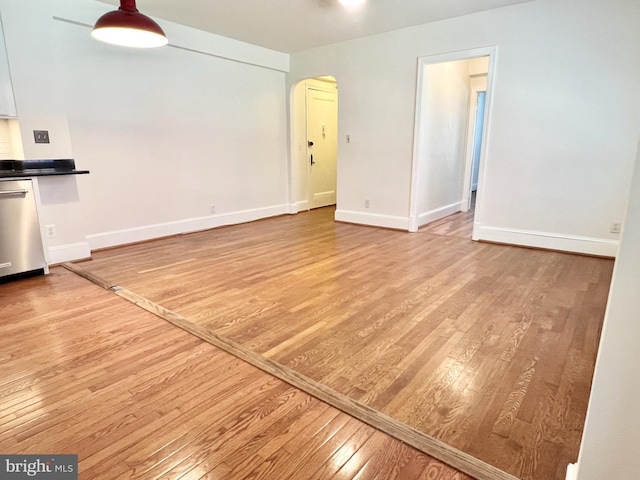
[91,0,168,48]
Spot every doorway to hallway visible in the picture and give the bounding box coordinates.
[291,77,338,212]
[306,82,338,209]
[409,46,496,241]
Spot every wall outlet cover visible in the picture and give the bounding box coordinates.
[34,130,50,144]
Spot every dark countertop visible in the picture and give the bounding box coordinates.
[0,159,90,178]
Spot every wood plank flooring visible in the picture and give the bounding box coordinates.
[420,209,474,238]
[69,207,613,480]
[0,267,472,480]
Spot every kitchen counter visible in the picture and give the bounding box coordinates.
[0,159,89,178]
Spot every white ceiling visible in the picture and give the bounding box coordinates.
[99,0,533,53]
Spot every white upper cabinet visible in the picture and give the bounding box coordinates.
[0,14,16,117]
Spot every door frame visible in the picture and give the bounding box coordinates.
[289,77,338,213]
[408,46,497,239]
[461,84,487,212]
[305,80,338,210]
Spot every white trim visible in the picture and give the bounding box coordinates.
[408,54,428,232]
[462,82,487,212]
[283,201,308,214]
[476,224,619,257]
[472,51,497,236]
[288,201,307,213]
[565,463,578,480]
[48,242,91,265]
[417,201,462,228]
[86,205,289,250]
[52,10,289,73]
[335,209,409,230]
[306,80,338,210]
[306,79,338,94]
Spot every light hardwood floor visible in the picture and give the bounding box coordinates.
[68,207,612,480]
[0,267,472,480]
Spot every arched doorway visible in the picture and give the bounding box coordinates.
[290,76,338,211]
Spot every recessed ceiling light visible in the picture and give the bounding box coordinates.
[339,0,366,6]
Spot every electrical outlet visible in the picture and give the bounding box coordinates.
[210,205,216,214]
[610,222,622,233]
[34,130,50,144]
[46,224,56,238]
[364,199,370,209]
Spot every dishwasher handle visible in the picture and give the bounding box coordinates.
[0,189,28,196]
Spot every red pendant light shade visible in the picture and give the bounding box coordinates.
[91,0,168,48]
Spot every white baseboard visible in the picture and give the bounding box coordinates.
[565,463,578,480]
[48,242,92,265]
[86,204,290,251]
[290,200,308,213]
[475,224,619,257]
[335,209,409,230]
[84,204,619,258]
[417,201,463,228]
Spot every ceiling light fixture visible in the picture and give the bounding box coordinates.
[339,0,366,6]
[91,0,168,48]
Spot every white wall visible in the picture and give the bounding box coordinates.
[287,0,640,256]
[0,0,290,256]
[62,1,289,249]
[574,137,640,479]
[415,59,472,227]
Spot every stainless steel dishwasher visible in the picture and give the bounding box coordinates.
[0,179,46,281]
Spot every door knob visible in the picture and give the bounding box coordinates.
[308,141,314,147]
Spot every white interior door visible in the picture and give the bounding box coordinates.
[306,86,337,209]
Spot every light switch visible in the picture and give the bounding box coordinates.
[34,130,49,144]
